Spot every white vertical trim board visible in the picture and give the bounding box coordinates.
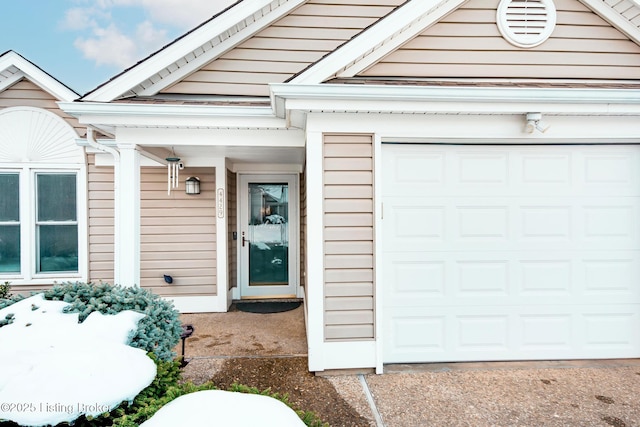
[320,341,377,371]
[373,133,384,375]
[305,131,326,372]
[115,144,141,287]
[214,159,230,312]
[76,163,89,283]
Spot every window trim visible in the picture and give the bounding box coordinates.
[0,165,87,284]
[34,172,80,275]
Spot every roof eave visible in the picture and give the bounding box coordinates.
[271,83,640,117]
[81,0,307,103]
[59,101,286,129]
[0,51,79,101]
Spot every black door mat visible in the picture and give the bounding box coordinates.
[235,301,301,314]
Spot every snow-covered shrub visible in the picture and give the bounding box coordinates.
[43,282,182,361]
[0,283,23,325]
[61,354,207,427]
[0,281,11,299]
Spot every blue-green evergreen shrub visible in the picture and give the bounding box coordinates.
[42,282,182,361]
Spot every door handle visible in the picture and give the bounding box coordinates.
[242,232,249,247]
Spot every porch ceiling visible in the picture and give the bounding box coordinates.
[154,145,305,166]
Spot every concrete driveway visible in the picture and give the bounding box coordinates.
[179,308,640,426]
[328,359,640,427]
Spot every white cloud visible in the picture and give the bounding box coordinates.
[64,0,235,69]
[74,23,142,68]
[136,0,236,28]
[60,7,102,31]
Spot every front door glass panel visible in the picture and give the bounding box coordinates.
[248,183,289,287]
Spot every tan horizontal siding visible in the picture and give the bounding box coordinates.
[325,213,374,227]
[324,185,373,199]
[361,0,640,80]
[140,167,217,297]
[0,79,82,135]
[325,254,373,269]
[11,284,55,296]
[227,170,237,291]
[326,282,373,297]
[324,134,375,341]
[325,325,375,340]
[163,1,405,96]
[87,155,115,285]
[325,296,373,310]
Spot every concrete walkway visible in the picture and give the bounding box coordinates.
[179,308,640,427]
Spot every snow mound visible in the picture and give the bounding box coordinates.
[0,294,156,427]
[140,390,306,427]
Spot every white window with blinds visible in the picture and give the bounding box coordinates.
[0,170,84,281]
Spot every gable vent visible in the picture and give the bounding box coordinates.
[497,0,556,48]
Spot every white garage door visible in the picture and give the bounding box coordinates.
[383,144,640,363]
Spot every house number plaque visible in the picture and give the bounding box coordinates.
[217,188,225,218]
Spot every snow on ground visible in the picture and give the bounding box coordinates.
[140,390,306,427]
[0,294,156,427]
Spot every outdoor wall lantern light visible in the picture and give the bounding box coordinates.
[185,176,201,195]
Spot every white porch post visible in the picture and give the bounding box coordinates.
[306,131,325,372]
[115,143,141,287]
[214,159,230,311]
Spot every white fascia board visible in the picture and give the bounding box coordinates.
[0,51,79,101]
[0,70,24,92]
[117,127,305,148]
[289,0,468,84]
[59,101,286,128]
[578,0,640,44]
[271,83,640,116]
[83,0,307,102]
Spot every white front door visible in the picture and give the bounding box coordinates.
[382,143,640,363]
[239,174,298,298]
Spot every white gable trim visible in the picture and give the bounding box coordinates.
[578,0,640,45]
[0,51,78,101]
[290,0,640,85]
[0,69,24,93]
[289,0,469,84]
[83,0,307,102]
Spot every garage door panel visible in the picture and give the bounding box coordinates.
[384,251,640,308]
[582,310,640,351]
[383,145,640,198]
[384,305,640,363]
[383,144,640,364]
[386,313,447,359]
[384,199,640,251]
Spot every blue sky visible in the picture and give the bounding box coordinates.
[0,0,235,95]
